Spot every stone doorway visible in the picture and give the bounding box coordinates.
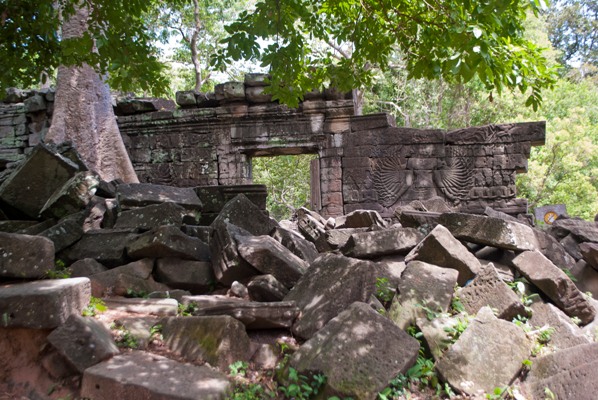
[250,153,319,220]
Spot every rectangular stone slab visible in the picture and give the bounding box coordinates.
[0,278,90,329]
[81,351,230,400]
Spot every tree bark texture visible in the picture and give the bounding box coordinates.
[45,5,139,183]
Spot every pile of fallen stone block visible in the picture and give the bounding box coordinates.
[1,143,598,399]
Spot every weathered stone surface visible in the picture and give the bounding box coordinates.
[103,297,178,316]
[560,233,583,260]
[285,253,377,339]
[340,227,425,259]
[417,316,462,361]
[247,274,289,302]
[580,242,598,270]
[161,316,250,370]
[296,207,330,252]
[40,171,99,219]
[194,185,268,223]
[181,295,299,329]
[570,260,598,298]
[116,183,202,211]
[0,278,91,329]
[215,81,245,101]
[113,315,159,349]
[0,232,55,278]
[245,86,272,103]
[61,229,139,267]
[522,343,598,400]
[437,307,530,396]
[271,227,319,263]
[325,228,369,249]
[210,222,260,286]
[439,213,540,251]
[175,90,197,107]
[511,250,596,325]
[534,228,577,270]
[81,351,230,400]
[89,258,167,297]
[114,202,189,230]
[47,315,119,373]
[458,263,526,320]
[405,224,482,285]
[528,301,590,350]
[210,195,279,285]
[550,218,598,242]
[228,281,248,299]
[39,213,84,253]
[0,144,79,218]
[67,258,108,277]
[155,258,215,294]
[335,209,387,229]
[0,220,41,233]
[288,302,420,399]
[126,225,210,261]
[212,194,278,236]
[396,210,441,230]
[374,255,407,289]
[388,261,459,329]
[237,235,308,288]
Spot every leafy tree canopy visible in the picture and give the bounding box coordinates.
[546,0,597,67]
[214,0,559,109]
[0,0,187,95]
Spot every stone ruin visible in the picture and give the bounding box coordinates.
[1,75,543,219]
[1,143,598,399]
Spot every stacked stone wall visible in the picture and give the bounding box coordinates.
[0,80,544,219]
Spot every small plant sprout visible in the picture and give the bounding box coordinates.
[82,297,107,317]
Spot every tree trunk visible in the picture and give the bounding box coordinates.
[45,4,139,183]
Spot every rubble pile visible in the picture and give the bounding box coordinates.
[1,144,598,399]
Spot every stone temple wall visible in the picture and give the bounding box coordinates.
[0,83,545,219]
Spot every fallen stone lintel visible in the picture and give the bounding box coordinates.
[181,295,299,329]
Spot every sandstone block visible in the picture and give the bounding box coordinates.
[458,263,526,320]
[89,258,167,297]
[511,250,596,325]
[288,302,420,399]
[40,171,99,220]
[114,202,189,230]
[237,235,308,289]
[210,222,260,286]
[61,229,139,267]
[439,213,540,251]
[247,274,289,302]
[580,242,598,270]
[155,258,215,294]
[285,253,376,339]
[47,315,119,373]
[340,227,425,259]
[388,261,459,329]
[68,258,108,277]
[181,295,299,329]
[437,307,531,396]
[116,183,202,211]
[529,301,590,350]
[0,232,55,278]
[126,225,210,261]
[335,209,387,229]
[0,278,90,329]
[103,297,178,316]
[522,343,598,400]
[39,214,84,253]
[161,315,250,370]
[405,224,482,285]
[81,351,230,400]
[550,218,598,242]
[271,227,319,263]
[0,144,79,218]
